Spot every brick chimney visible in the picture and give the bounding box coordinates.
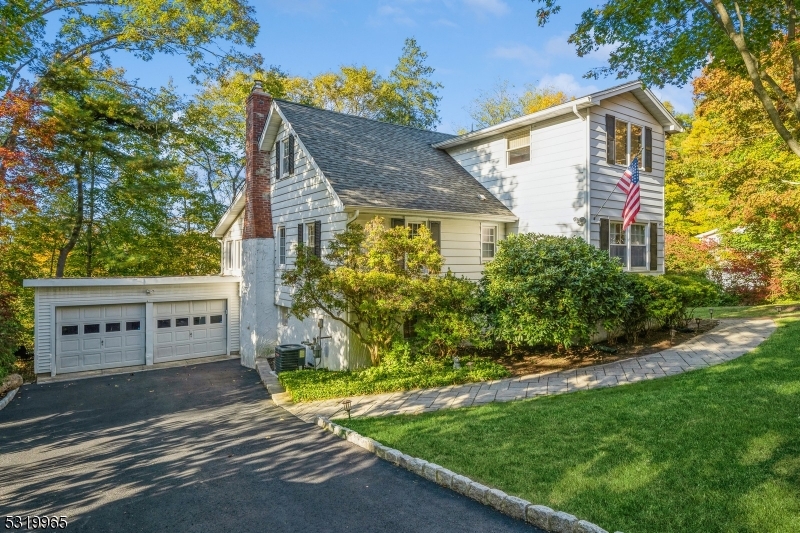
[243,81,273,239]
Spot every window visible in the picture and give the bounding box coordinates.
[306,222,316,254]
[607,221,650,270]
[235,240,241,270]
[193,316,207,326]
[278,227,286,265]
[175,318,189,327]
[210,314,223,324]
[630,224,647,268]
[482,225,497,260]
[126,321,141,331]
[84,324,100,334]
[281,137,290,177]
[607,115,652,170]
[610,222,627,264]
[279,306,289,327]
[507,129,530,165]
[62,325,78,336]
[157,319,171,328]
[105,323,121,333]
[408,222,424,238]
[224,240,232,270]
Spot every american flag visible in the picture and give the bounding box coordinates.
[616,157,640,230]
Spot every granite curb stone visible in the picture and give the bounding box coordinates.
[0,387,17,411]
[315,415,613,533]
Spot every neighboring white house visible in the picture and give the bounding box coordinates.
[24,80,682,378]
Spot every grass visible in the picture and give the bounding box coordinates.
[278,357,509,402]
[694,301,800,319]
[345,318,800,533]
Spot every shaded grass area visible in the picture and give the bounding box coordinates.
[346,318,800,533]
[278,358,509,402]
[695,301,800,319]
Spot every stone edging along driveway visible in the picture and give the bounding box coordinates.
[279,318,777,422]
[0,387,18,411]
[315,415,615,533]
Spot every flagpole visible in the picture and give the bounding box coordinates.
[592,147,643,221]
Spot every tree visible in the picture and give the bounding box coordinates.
[378,38,443,130]
[532,0,800,159]
[467,80,571,128]
[482,233,629,351]
[0,0,261,211]
[282,217,444,366]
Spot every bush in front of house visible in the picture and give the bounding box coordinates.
[412,272,490,360]
[481,233,630,351]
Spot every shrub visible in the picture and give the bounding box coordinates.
[482,233,629,350]
[412,273,487,359]
[0,290,21,380]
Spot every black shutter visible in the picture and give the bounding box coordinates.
[600,219,610,252]
[644,127,653,172]
[297,223,304,249]
[314,220,322,257]
[650,222,658,271]
[428,221,441,251]
[275,140,281,176]
[605,114,616,165]
[288,134,295,175]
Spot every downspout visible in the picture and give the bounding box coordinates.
[345,209,360,226]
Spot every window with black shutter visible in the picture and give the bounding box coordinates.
[649,222,658,271]
[288,134,295,174]
[644,127,653,172]
[275,140,281,176]
[428,221,441,252]
[605,115,615,165]
[599,218,610,252]
[314,220,322,257]
[297,223,304,251]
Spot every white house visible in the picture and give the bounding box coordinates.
[24,80,682,378]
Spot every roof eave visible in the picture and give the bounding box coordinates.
[345,205,518,223]
[432,96,594,149]
[23,275,242,288]
[211,185,247,239]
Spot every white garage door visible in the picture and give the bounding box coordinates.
[57,304,146,373]
[154,300,227,363]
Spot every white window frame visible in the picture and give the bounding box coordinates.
[224,240,232,270]
[305,221,316,250]
[609,220,649,271]
[235,240,241,270]
[281,137,290,178]
[614,121,645,168]
[279,305,289,327]
[481,223,498,262]
[278,226,286,265]
[506,128,531,167]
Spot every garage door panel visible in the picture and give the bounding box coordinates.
[154,299,227,363]
[57,304,145,374]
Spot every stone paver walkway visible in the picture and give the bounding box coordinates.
[279,318,776,422]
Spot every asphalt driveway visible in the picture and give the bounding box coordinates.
[0,360,540,532]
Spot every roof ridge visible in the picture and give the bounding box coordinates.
[273,98,454,138]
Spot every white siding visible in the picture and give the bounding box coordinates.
[588,92,665,272]
[447,113,587,238]
[269,118,352,369]
[349,212,505,281]
[33,281,240,374]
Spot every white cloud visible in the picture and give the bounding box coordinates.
[370,4,416,26]
[463,0,509,17]
[492,44,548,67]
[537,73,598,97]
[652,85,694,114]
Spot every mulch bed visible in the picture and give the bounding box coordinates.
[480,320,719,377]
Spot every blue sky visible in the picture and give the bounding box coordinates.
[118,0,694,134]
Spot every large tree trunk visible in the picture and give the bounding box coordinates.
[55,157,85,278]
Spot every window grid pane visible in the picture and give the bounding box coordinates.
[281,138,289,175]
[482,226,496,259]
[615,120,629,165]
[610,222,626,245]
[279,227,286,265]
[631,124,643,162]
[306,223,316,249]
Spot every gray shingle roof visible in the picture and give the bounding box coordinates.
[275,100,514,218]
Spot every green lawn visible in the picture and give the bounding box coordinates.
[278,357,509,402]
[345,318,800,533]
[694,301,800,319]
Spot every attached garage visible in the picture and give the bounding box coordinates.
[24,276,241,378]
